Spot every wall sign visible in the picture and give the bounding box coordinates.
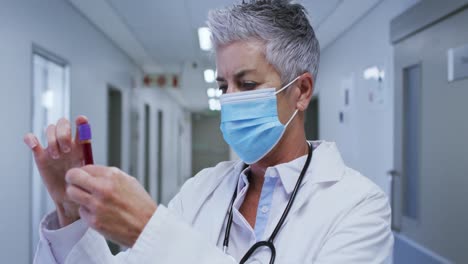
[448,44,468,82]
[144,73,180,88]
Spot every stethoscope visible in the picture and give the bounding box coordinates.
[223,141,313,264]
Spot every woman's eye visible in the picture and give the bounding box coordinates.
[241,81,258,90]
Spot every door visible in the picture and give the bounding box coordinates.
[393,7,468,263]
[305,97,319,140]
[107,87,123,254]
[143,104,151,193]
[191,111,230,176]
[31,49,70,256]
[107,87,122,168]
[142,104,159,199]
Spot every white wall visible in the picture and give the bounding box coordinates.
[317,0,419,194]
[180,60,215,112]
[131,88,192,206]
[0,0,142,262]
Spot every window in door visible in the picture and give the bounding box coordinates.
[402,64,421,221]
[31,48,70,254]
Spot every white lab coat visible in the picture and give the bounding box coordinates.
[34,141,393,263]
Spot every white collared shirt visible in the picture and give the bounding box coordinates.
[34,141,393,264]
[226,148,312,260]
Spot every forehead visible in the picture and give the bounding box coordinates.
[215,40,270,78]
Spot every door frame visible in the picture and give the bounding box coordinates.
[390,0,468,233]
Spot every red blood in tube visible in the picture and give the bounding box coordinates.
[82,142,94,165]
[78,123,94,165]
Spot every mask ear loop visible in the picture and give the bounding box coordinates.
[285,109,299,127]
[274,76,301,95]
[276,76,301,127]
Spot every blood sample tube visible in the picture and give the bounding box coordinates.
[78,123,94,165]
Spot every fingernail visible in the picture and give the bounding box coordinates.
[25,137,37,149]
[52,151,60,159]
[62,145,71,153]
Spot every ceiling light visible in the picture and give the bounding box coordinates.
[209,98,217,105]
[204,69,215,83]
[208,98,221,111]
[209,98,217,110]
[207,88,216,98]
[198,27,212,51]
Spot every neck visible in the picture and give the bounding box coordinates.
[249,121,308,190]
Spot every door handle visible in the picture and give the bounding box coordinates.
[387,169,401,178]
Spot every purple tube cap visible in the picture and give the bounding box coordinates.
[78,123,92,141]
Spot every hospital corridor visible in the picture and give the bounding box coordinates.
[1,0,467,263]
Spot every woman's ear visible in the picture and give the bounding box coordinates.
[296,73,314,111]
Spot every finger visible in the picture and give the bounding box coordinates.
[78,205,94,226]
[23,133,44,157]
[74,115,89,144]
[56,118,72,154]
[66,184,92,206]
[81,165,120,179]
[46,124,60,160]
[65,168,97,193]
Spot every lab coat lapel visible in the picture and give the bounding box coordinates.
[279,142,346,229]
[207,169,241,244]
[184,161,244,244]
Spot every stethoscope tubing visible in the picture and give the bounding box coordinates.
[223,141,313,264]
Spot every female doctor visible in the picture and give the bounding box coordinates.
[25,0,393,263]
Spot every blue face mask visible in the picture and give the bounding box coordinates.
[219,77,300,164]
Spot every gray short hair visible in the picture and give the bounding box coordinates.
[207,0,320,84]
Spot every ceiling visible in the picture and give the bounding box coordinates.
[104,0,347,67]
[68,0,384,70]
[68,0,383,110]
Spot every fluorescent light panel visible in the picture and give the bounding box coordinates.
[207,88,216,97]
[204,69,215,83]
[198,27,212,51]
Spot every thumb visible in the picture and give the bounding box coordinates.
[80,164,115,178]
[23,133,44,157]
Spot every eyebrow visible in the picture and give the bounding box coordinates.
[216,69,257,82]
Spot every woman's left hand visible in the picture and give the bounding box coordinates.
[65,165,157,247]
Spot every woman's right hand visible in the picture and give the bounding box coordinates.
[24,116,88,227]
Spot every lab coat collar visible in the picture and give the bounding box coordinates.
[185,161,243,227]
[185,160,244,244]
[272,141,346,194]
[278,141,347,230]
[185,141,346,244]
[299,141,345,184]
[236,169,249,195]
[232,141,345,195]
